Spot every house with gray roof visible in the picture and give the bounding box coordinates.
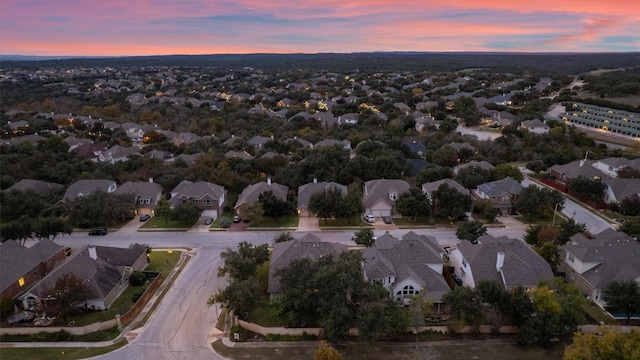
[314,139,351,150]
[169,180,226,217]
[363,179,411,217]
[248,135,273,148]
[402,139,427,157]
[61,179,117,202]
[0,240,66,299]
[361,232,450,307]
[71,142,107,161]
[549,159,606,183]
[268,234,349,296]
[473,176,523,215]
[224,150,254,160]
[5,179,63,195]
[447,142,477,153]
[592,157,640,178]
[19,244,147,311]
[234,178,288,212]
[560,229,640,311]
[519,119,549,134]
[297,180,347,216]
[98,145,140,163]
[174,132,201,146]
[453,160,495,175]
[448,235,553,290]
[113,180,164,211]
[422,178,469,206]
[169,152,205,166]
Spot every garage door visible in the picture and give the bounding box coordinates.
[370,209,388,217]
[201,210,217,218]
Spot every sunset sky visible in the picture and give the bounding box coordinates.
[1,0,638,56]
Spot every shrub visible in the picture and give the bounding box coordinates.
[131,288,146,303]
[129,271,147,286]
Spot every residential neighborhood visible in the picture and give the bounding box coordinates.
[1,55,639,359]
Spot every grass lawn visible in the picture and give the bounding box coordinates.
[247,301,287,327]
[319,216,363,227]
[0,340,126,360]
[64,251,180,326]
[140,216,194,229]
[253,214,298,227]
[582,302,616,325]
[212,339,565,360]
[393,216,435,226]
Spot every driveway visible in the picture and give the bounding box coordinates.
[119,216,151,233]
[296,216,320,232]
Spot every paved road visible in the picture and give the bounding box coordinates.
[522,177,614,234]
[31,221,525,359]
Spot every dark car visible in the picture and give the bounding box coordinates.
[383,216,393,224]
[140,214,151,222]
[88,228,108,236]
[204,217,214,225]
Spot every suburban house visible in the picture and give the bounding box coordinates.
[519,119,550,134]
[453,160,495,175]
[448,235,554,290]
[5,179,63,195]
[421,178,469,203]
[113,180,164,214]
[98,145,140,163]
[169,180,227,218]
[234,178,289,212]
[248,135,273,148]
[297,180,347,217]
[71,142,108,161]
[401,139,427,157]
[314,139,351,150]
[363,179,411,217]
[19,244,148,311]
[0,240,66,300]
[473,176,523,215]
[591,157,640,178]
[549,159,606,184]
[267,234,348,297]
[224,150,254,160]
[559,229,640,312]
[60,179,117,202]
[361,232,450,308]
[337,113,358,125]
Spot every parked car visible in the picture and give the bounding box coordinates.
[364,214,375,223]
[140,214,151,222]
[382,216,393,224]
[88,228,108,236]
[204,217,214,225]
[233,215,241,223]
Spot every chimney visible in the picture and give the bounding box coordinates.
[313,177,318,183]
[88,245,98,260]
[267,177,272,185]
[149,177,154,183]
[579,160,585,167]
[496,251,505,272]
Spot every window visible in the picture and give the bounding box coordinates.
[390,193,398,201]
[568,253,575,263]
[190,197,197,203]
[462,258,467,268]
[203,198,212,206]
[460,269,466,279]
[18,277,25,287]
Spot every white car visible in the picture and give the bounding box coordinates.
[364,214,375,223]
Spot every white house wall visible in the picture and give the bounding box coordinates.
[448,250,476,288]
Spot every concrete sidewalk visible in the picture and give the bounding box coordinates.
[0,250,192,349]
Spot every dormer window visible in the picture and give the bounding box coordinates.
[390,193,398,201]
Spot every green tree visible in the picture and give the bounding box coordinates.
[309,187,344,224]
[258,190,293,218]
[356,285,406,344]
[154,197,171,223]
[534,242,561,270]
[217,242,270,281]
[564,327,640,360]
[558,218,587,245]
[455,220,487,244]
[604,280,640,324]
[338,184,364,223]
[274,232,295,243]
[66,191,136,227]
[620,218,640,238]
[492,164,523,182]
[620,194,640,216]
[441,286,483,324]
[456,166,493,189]
[315,340,344,360]
[514,185,564,220]
[417,167,454,184]
[45,273,89,323]
[0,218,32,244]
[431,184,472,219]
[32,217,72,241]
[352,228,376,247]
[169,201,201,223]
[208,278,261,319]
[568,176,608,202]
[396,187,432,219]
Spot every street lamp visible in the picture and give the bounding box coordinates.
[552,203,561,225]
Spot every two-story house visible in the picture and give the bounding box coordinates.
[363,179,411,217]
[170,180,227,218]
[473,176,523,215]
